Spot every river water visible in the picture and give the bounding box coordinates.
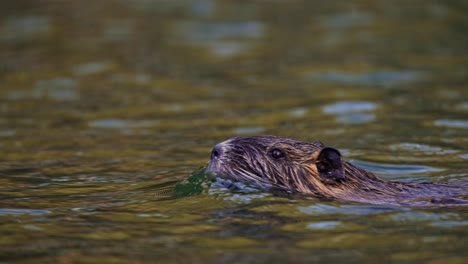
[0,1,467,263]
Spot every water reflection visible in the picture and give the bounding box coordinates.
[0,208,51,216]
[306,71,425,86]
[322,101,378,114]
[352,160,442,176]
[319,11,373,29]
[434,119,468,129]
[174,21,265,57]
[8,78,79,101]
[1,16,51,41]
[389,211,458,222]
[298,203,403,215]
[73,62,114,76]
[287,107,308,118]
[233,126,266,134]
[389,143,458,155]
[322,101,377,124]
[430,220,468,227]
[88,119,160,129]
[102,20,134,41]
[1,0,467,263]
[306,221,342,230]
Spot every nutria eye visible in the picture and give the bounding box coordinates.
[270,148,285,160]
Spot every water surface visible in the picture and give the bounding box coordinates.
[0,1,467,263]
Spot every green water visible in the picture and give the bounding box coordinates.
[1,1,467,263]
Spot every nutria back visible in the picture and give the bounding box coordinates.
[206,136,468,206]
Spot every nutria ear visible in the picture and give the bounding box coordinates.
[316,147,346,182]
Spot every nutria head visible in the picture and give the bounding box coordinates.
[206,136,468,205]
[207,135,363,199]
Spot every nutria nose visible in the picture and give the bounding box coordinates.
[211,144,223,160]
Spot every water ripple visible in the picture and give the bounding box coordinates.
[88,119,160,129]
[323,101,377,114]
[351,160,442,175]
[306,70,425,86]
[431,221,468,227]
[173,20,265,57]
[434,119,468,129]
[233,126,265,134]
[320,11,373,29]
[307,221,342,230]
[1,16,51,41]
[8,78,79,101]
[0,208,51,216]
[322,101,377,124]
[389,143,458,155]
[389,211,458,222]
[299,203,403,215]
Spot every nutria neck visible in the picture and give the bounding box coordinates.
[320,162,467,205]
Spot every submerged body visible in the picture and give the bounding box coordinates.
[206,136,468,206]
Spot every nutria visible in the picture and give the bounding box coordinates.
[206,136,468,206]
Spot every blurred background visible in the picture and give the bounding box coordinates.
[0,1,467,263]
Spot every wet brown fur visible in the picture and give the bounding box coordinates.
[207,136,468,206]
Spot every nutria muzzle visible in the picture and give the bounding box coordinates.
[206,136,468,206]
